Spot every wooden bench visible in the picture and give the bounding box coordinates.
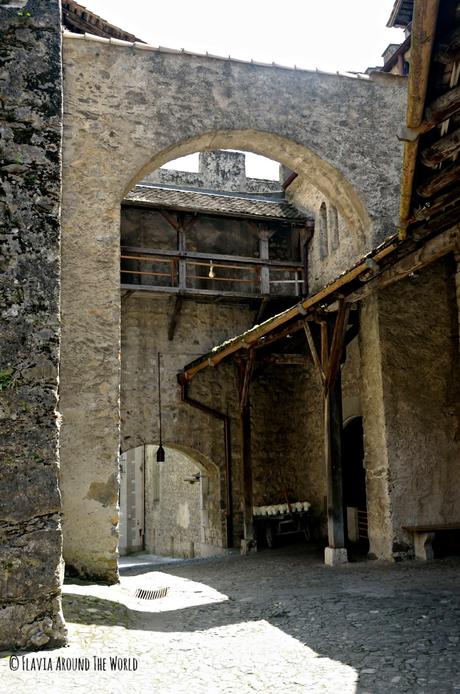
[403,523,460,560]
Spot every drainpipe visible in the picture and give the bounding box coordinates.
[178,376,233,548]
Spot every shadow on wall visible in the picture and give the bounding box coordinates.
[120,444,224,560]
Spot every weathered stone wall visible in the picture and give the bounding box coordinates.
[250,362,326,532]
[360,259,460,559]
[60,35,405,576]
[0,0,66,648]
[121,295,253,547]
[144,446,223,558]
[286,178,358,293]
[143,150,282,193]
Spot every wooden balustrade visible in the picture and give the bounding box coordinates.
[120,246,304,299]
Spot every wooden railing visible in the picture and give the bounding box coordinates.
[121,246,305,298]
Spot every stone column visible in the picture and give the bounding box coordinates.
[0,0,67,649]
[360,260,460,560]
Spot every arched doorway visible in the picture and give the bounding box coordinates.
[119,444,223,559]
[342,417,368,549]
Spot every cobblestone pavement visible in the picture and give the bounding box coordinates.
[1,544,460,693]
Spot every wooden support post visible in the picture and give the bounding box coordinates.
[238,355,256,553]
[258,231,271,295]
[177,227,187,290]
[302,311,349,565]
[324,370,346,553]
[167,296,183,341]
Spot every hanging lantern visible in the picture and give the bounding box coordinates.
[208,260,215,279]
[156,352,165,463]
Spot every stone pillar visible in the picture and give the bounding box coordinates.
[360,260,460,560]
[0,0,67,649]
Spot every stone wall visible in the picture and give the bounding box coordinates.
[60,34,405,576]
[143,150,282,193]
[144,446,223,558]
[287,178,358,293]
[360,259,460,559]
[250,362,326,533]
[0,0,66,649]
[121,295,252,548]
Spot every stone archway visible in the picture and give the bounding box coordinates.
[119,443,222,559]
[59,34,406,581]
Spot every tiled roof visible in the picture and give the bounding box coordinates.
[387,0,413,28]
[123,185,307,222]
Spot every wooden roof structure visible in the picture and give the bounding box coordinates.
[61,1,144,42]
[179,0,460,383]
[399,0,460,238]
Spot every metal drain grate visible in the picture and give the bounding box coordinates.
[134,587,169,600]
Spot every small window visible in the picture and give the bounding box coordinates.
[319,202,328,260]
[328,205,339,251]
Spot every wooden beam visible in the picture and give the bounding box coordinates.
[256,353,309,366]
[303,321,326,384]
[325,300,350,390]
[237,359,255,550]
[121,245,303,269]
[398,0,440,234]
[420,127,460,168]
[414,184,460,221]
[324,372,346,549]
[167,296,183,341]
[253,319,305,350]
[239,349,254,412]
[425,84,460,126]
[417,160,460,198]
[434,26,460,64]
[347,225,460,303]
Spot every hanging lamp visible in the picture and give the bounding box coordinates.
[156,351,165,462]
[208,260,215,279]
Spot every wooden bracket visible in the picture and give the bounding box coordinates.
[167,295,183,341]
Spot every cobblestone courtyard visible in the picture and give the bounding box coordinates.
[1,545,460,693]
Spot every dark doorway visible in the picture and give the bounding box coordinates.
[342,417,368,549]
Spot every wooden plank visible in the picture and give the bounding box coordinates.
[417,160,460,198]
[403,523,460,532]
[347,225,460,303]
[303,321,325,384]
[425,84,460,126]
[414,185,460,221]
[121,245,303,269]
[420,127,460,168]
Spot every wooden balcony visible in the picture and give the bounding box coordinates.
[121,246,305,300]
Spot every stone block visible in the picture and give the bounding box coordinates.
[324,546,348,566]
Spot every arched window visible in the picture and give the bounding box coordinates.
[319,202,328,260]
[328,204,339,251]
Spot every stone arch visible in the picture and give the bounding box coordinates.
[122,131,370,242]
[60,35,406,580]
[119,441,223,558]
